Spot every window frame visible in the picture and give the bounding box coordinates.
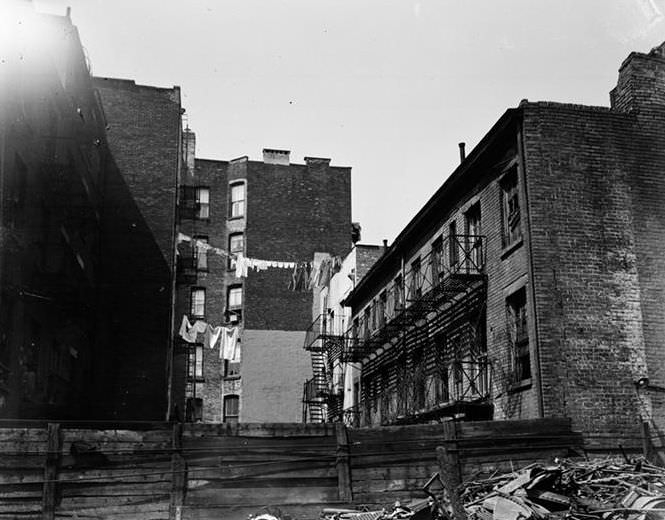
[193,235,209,271]
[227,285,243,309]
[228,232,244,269]
[190,287,206,318]
[195,187,210,220]
[229,182,246,219]
[506,287,530,383]
[223,394,240,423]
[501,167,522,249]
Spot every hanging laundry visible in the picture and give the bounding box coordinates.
[309,260,322,290]
[317,257,333,288]
[204,325,223,350]
[220,327,240,361]
[177,232,191,243]
[179,316,208,343]
[235,253,249,278]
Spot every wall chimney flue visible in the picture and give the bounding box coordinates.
[183,127,196,172]
[458,142,466,163]
[263,148,290,165]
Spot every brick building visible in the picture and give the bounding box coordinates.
[337,41,665,448]
[173,148,352,423]
[91,77,182,420]
[0,7,181,419]
[302,244,384,423]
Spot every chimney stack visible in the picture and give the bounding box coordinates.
[611,41,665,112]
[183,127,196,172]
[262,148,290,165]
[458,142,466,163]
[382,239,388,252]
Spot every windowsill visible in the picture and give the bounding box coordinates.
[508,378,532,393]
[501,238,523,260]
[223,375,241,381]
[227,216,245,221]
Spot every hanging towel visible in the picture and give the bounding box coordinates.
[204,325,223,350]
[235,253,249,278]
[220,327,240,361]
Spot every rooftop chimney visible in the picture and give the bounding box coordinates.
[611,40,665,112]
[458,142,466,163]
[183,127,196,172]
[262,148,290,165]
[304,156,331,167]
[382,239,388,252]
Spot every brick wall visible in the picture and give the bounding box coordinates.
[244,160,352,331]
[610,44,665,435]
[173,158,230,422]
[522,102,648,443]
[93,78,181,420]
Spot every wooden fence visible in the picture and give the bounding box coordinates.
[0,418,583,519]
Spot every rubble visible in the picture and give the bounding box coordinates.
[455,458,665,520]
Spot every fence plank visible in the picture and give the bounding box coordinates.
[41,423,61,520]
[335,423,352,503]
[170,423,186,520]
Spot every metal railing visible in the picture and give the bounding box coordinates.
[344,234,486,361]
[345,358,490,427]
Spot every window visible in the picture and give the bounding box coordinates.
[394,275,404,309]
[227,285,242,308]
[410,258,422,299]
[362,307,371,339]
[507,288,530,382]
[223,394,240,424]
[194,236,208,270]
[501,168,522,247]
[228,233,244,269]
[377,292,386,328]
[448,221,459,267]
[431,237,443,283]
[190,288,205,317]
[188,345,204,380]
[465,204,482,271]
[229,182,245,218]
[224,359,241,378]
[195,187,210,219]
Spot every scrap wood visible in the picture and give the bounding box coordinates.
[446,457,665,520]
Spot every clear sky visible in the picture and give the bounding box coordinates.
[34,0,665,245]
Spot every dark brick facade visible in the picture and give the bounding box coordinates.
[0,10,181,421]
[92,78,181,420]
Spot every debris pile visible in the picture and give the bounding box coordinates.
[459,458,665,520]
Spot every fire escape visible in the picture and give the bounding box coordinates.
[343,234,490,427]
[302,313,345,423]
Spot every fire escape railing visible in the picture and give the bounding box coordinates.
[302,313,345,423]
[345,358,491,428]
[343,234,486,363]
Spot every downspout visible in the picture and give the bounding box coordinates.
[517,118,545,418]
[165,101,184,421]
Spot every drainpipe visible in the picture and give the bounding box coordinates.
[517,122,545,418]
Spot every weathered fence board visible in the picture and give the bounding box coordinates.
[0,418,583,519]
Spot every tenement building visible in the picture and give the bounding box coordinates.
[302,243,383,423]
[0,6,182,419]
[339,41,665,447]
[173,147,352,423]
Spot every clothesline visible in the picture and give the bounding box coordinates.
[178,232,297,268]
[178,315,240,362]
[177,232,342,289]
